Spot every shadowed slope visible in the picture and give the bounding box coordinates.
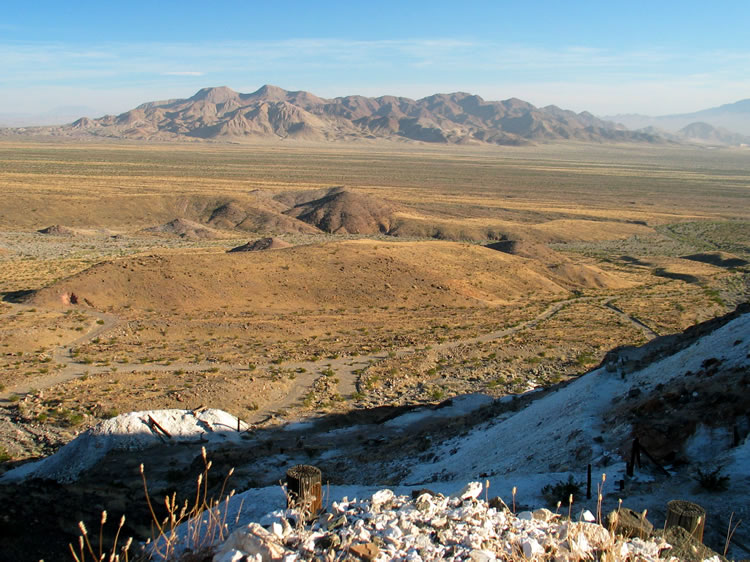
[228,237,292,252]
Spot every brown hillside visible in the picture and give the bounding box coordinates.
[207,201,320,234]
[28,240,599,312]
[488,239,635,290]
[283,189,400,234]
[140,218,222,240]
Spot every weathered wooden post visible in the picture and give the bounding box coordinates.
[666,500,706,543]
[286,464,322,521]
[627,437,641,476]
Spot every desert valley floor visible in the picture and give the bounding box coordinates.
[0,139,748,559]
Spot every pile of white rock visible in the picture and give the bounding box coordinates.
[212,483,681,561]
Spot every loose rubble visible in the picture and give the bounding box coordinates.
[211,484,679,561]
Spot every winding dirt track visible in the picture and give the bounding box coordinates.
[0,294,659,419]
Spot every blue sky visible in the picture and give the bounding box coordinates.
[2,0,749,122]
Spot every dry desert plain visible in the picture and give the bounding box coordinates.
[0,139,748,465]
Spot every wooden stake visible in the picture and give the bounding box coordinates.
[286,465,322,521]
[147,415,172,438]
[666,500,706,543]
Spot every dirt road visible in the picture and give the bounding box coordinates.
[1,294,658,420]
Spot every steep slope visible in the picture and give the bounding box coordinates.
[406,306,750,514]
[25,85,662,145]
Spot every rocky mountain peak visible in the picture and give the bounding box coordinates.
[189,86,240,104]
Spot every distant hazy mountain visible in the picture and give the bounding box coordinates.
[605,99,750,138]
[6,85,663,146]
[676,122,750,145]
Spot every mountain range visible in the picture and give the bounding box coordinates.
[12,85,664,146]
[605,98,750,137]
[4,86,749,146]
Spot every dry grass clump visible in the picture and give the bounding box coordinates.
[69,446,237,562]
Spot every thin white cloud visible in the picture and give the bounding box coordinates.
[1,38,748,115]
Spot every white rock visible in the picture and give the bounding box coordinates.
[384,523,403,541]
[452,481,483,500]
[371,488,395,508]
[582,509,596,522]
[470,549,497,561]
[576,521,610,546]
[212,549,250,562]
[522,537,544,558]
[532,508,556,522]
[259,509,287,527]
[214,523,287,562]
[195,483,680,562]
[568,531,591,558]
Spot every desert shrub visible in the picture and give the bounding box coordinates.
[694,466,729,492]
[576,351,596,366]
[63,410,85,427]
[541,475,583,507]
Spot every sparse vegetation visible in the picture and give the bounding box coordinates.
[695,466,730,492]
[541,475,583,508]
